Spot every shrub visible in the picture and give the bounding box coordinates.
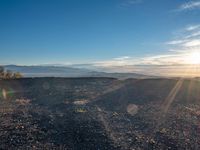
[0,66,23,79]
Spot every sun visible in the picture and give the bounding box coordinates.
[186,51,200,65]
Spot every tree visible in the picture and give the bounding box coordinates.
[0,66,5,78]
[5,70,13,79]
[13,72,23,78]
[0,66,22,79]
[0,66,4,73]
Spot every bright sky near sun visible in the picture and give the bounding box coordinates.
[0,0,200,67]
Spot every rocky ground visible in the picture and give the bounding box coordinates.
[0,78,200,149]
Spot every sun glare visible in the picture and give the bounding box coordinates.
[186,52,200,65]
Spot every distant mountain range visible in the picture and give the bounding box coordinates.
[3,65,154,79]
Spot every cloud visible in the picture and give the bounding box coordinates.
[183,39,200,47]
[113,56,131,60]
[120,0,142,7]
[185,25,200,31]
[93,53,185,68]
[139,54,183,65]
[166,24,200,48]
[90,53,200,76]
[183,25,200,38]
[166,40,188,45]
[92,24,200,68]
[84,24,200,76]
[185,31,200,39]
[177,1,200,11]
[94,57,133,67]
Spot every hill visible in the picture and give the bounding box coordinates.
[3,65,153,79]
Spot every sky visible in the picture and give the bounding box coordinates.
[0,0,200,73]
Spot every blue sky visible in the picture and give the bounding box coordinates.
[0,0,200,66]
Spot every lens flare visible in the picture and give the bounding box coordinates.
[0,88,15,100]
[2,89,7,100]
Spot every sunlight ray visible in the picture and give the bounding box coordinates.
[161,79,183,113]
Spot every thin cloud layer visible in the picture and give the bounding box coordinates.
[186,25,200,31]
[178,1,200,11]
[89,24,200,76]
[119,0,142,7]
[167,24,200,49]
